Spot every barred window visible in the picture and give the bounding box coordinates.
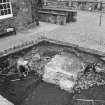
[0,0,13,19]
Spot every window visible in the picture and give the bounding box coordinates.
[0,0,13,19]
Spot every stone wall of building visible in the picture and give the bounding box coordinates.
[72,0,104,11]
[0,0,38,33]
[12,0,38,31]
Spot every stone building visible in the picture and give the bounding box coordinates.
[72,0,103,11]
[0,0,38,33]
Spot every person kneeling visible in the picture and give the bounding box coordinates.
[17,58,29,79]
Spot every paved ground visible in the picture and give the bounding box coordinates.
[0,11,105,54]
[0,22,60,52]
[45,11,105,53]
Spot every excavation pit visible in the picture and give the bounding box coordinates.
[0,40,105,105]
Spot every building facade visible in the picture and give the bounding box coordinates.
[72,0,103,11]
[0,0,38,33]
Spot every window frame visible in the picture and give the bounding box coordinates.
[0,0,13,20]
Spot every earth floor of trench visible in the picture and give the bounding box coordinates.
[0,75,105,105]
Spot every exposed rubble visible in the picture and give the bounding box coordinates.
[42,51,105,93]
[74,63,105,92]
[43,53,85,92]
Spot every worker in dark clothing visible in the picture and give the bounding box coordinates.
[35,16,39,26]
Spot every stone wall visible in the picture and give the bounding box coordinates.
[0,0,38,33]
[12,0,38,31]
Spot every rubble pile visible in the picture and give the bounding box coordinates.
[22,52,50,77]
[74,64,105,92]
[22,45,105,93]
[42,52,85,92]
[23,44,63,76]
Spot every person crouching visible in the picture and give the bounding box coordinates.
[17,57,29,79]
